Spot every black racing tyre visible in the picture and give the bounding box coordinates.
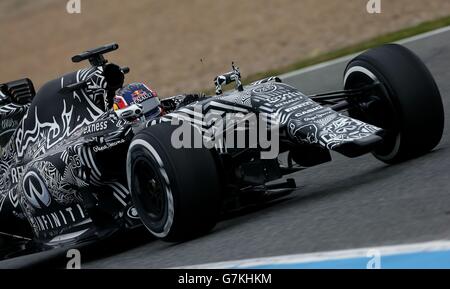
[127,123,220,242]
[344,44,444,164]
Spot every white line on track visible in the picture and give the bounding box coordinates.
[178,240,450,269]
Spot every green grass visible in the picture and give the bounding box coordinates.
[238,15,450,86]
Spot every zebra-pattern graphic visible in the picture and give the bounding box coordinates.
[0,65,127,238]
[0,103,29,117]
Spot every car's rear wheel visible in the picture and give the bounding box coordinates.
[127,123,220,242]
[344,44,444,163]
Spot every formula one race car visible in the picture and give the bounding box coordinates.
[0,43,444,259]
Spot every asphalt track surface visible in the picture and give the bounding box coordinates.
[2,27,450,269]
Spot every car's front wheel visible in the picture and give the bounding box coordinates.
[344,44,444,163]
[127,123,221,242]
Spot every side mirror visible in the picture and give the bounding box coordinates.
[115,104,144,121]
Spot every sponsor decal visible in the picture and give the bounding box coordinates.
[303,110,335,122]
[32,204,87,232]
[10,165,24,184]
[132,89,151,103]
[83,120,109,135]
[92,138,126,152]
[266,91,303,105]
[284,100,315,113]
[293,105,322,118]
[1,119,19,130]
[252,84,277,94]
[22,171,52,209]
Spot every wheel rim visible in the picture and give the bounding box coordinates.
[133,157,167,223]
[344,65,400,159]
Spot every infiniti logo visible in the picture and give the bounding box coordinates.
[22,171,52,209]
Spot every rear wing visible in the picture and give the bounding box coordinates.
[0,78,35,105]
[0,79,34,148]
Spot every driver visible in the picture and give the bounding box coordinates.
[113,82,164,121]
